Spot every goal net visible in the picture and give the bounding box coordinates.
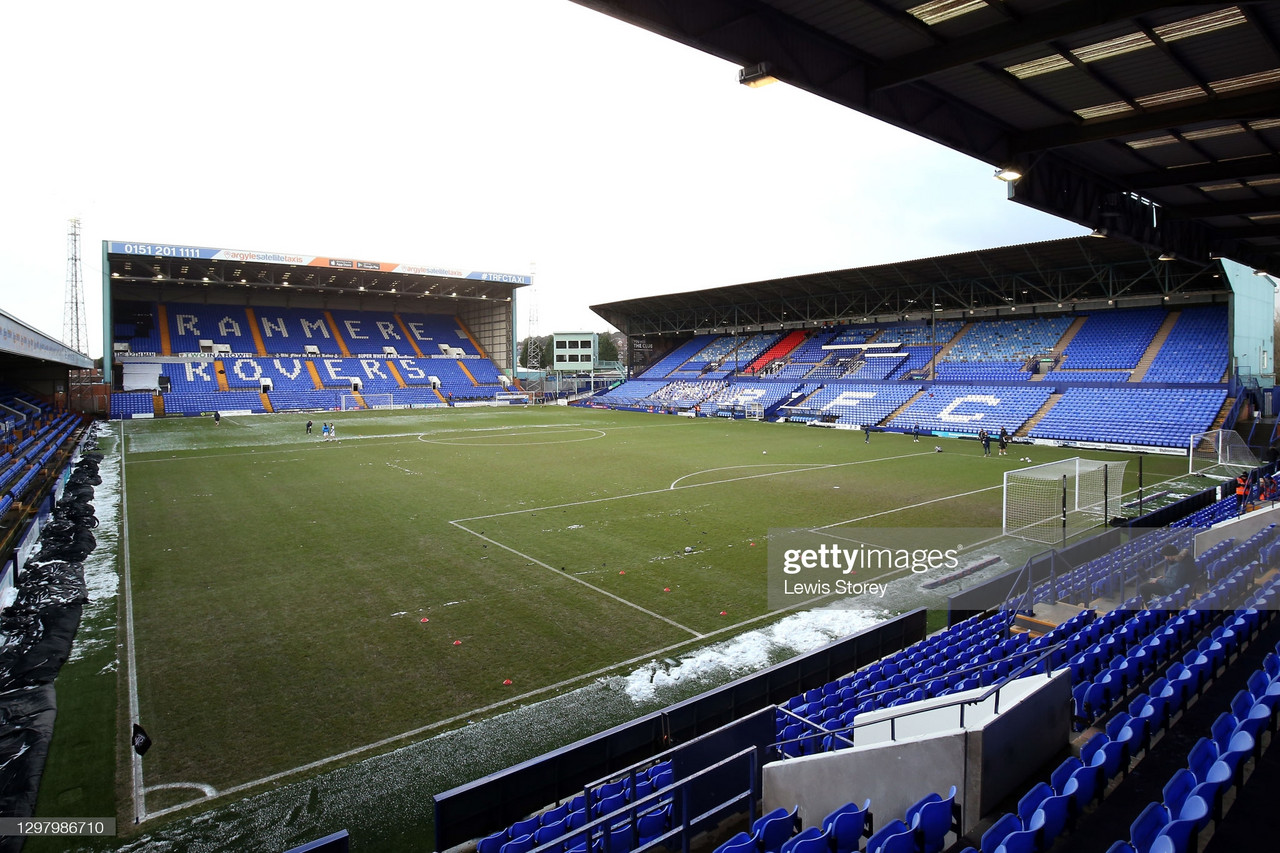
[1189,429,1258,476]
[1003,457,1128,544]
[340,393,394,411]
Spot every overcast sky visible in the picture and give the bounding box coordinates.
[1,0,1084,358]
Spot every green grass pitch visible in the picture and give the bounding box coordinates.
[116,405,1190,813]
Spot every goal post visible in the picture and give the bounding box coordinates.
[340,393,394,411]
[1003,457,1128,544]
[1189,429,1258,476]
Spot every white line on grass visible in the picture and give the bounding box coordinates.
[811,483,1004,529]
[145,781,219,798]
[137,596,819,823]
[418,428,606,447]
[456,450,937,523]
[449,521,704,638]
[120,421,147,823]
[669,462,830,490]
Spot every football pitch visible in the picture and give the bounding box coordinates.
[116,405,1192,820]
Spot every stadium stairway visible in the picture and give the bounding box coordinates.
[883,387,929,425]
[919,321,972,375]
[1208,398,1236,433]
[1015,393,1062,437]
[393,313,428,357]
[1129,312,1180,382]
[747,330,808,375]
[1045,315,1089,365]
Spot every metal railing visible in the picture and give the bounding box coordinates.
[520,747,759,853]
[771,635,1066,758]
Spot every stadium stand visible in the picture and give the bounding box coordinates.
[781,384,921,427]
[887,386,1052,436]
[933,362,1028,382]
[1028,388,1227,449]
[592,303,1237,453]
[110,300,510,415]
[1042,370,1133,383]
[1142,306,1230,384]
[1059,308,1165,370]
[634,336,716,379]
[942,316,1074,363]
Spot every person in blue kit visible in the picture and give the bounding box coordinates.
[1139,544,1197,604]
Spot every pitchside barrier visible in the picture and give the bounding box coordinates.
[432,609,926,851]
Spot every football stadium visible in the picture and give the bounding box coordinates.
[5,3,1280,853]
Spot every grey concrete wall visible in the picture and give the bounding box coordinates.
[1194,502,1279,555]
[969,671,1072,818]
[762,671,1072,836]
[763,729,966,832]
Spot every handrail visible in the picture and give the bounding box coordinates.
[521,747,759,853]
[773,633,1070,756]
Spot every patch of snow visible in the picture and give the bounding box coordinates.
[620,604,886,703]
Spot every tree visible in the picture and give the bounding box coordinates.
[520,335,552,369]
[597,333,619,363]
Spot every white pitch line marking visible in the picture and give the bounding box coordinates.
[456,450,936,524]
[137,597,821,823]
[120,421,146,823]
[668,462,829,490]
[449,521,703,638]
[144,781,219,798]
[812,483,1004,529]
[418,428,606,447]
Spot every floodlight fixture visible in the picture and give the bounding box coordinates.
[739,62,778,87]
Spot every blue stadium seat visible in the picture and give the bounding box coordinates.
[865,819,913,853]
[825,800,873,853]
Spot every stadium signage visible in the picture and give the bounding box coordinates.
[1032,438,1185,456]
[108,241,529,283]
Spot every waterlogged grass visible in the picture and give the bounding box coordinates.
[55,406,1189,846]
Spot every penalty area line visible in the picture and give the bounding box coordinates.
[811,483,1004,530]
[449,521,703,638]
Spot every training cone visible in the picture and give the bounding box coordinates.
[750,542,756,547]
[664,587,671,592]
[420,618,429,623]
[619,570,626,575]
[502,679,513,686]
[452,640,462,646]
[720,611,727,616]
